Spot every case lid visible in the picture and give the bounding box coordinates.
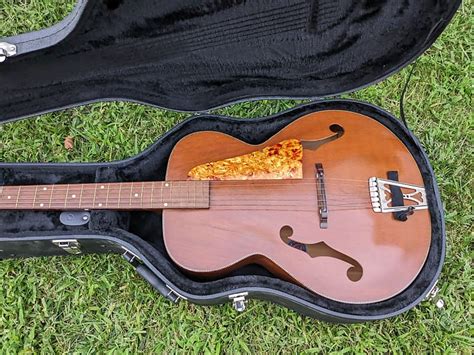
[0,0,460,122]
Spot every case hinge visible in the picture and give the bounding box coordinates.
[0,42,17,63]
[165,284,186,304]
[424,280,444,309]
[52,239,82,255]
[122,247,141,264]
[229,292,249,312]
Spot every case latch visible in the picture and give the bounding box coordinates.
[52,239,82,255]
[0,42,17,63]
[229,292,249,312]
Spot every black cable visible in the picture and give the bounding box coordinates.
[399,18,445,129]
[399,62,417,129]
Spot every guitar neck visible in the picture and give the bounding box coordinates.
[0,181,210,210]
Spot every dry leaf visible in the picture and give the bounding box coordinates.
[64,136,74,151]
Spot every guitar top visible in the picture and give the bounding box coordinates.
[163,110,431,304]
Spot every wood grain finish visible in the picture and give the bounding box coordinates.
[163,110,432,304]
[188,138,304,180]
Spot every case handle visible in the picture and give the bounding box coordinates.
[122,248,184,303]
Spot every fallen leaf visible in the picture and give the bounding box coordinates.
[64,136,74,151]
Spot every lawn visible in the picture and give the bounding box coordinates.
[0,0,472,353]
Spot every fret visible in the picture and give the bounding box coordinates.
[105,184,110,208]
[79,184,84,209]
[118,183,122,208]
[183,182,187,208]
[174,181,179,208]
[187,182,190,208]
[93,184,104,208]
[15,186,21,208]
[168,182,172,208]
[125,182,134,207]
[93,184,98,208]
[161,182,165,207]
[151,182,155,208]
[141,182,145,208]
[64,184,70,207]
[49,185,54,208]
[38,185,48,209]
[176,182,180,208]
[202,181,207,206]
[199,181,203,206]
[2,187,9,204]
[32,186,39,208]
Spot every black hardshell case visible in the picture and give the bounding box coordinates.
[0,0,461,322]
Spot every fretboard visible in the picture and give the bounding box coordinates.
[0,181,210,210]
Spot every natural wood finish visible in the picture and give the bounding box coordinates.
[163,110,432,304]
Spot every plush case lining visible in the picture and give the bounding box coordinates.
[0,0,461,122]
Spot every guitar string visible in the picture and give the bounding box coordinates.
[0,183,374,195]
[0,184,385,196]
[0,184,383,199]
[0,187,391,210]
[0,183,380,192]
[0,193,378,204]
[0,188,375,197]
[0,179,410,209]
[0,197,377,208]
[0,188,382,200]
[0,200,375,208]
[206,206,372,213]
[0,205,376,212]
[0,182,396,203]
[0,188,387,200]
[0,191,384,206]
[0,203,375,209]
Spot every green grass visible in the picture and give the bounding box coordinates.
[0,1,473,353]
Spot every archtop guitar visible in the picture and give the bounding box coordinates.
[0,111,430,303]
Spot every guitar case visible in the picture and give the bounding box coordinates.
[0,0,460,322]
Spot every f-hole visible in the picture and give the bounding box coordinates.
[279,225,363,282]
[301,124,344,151]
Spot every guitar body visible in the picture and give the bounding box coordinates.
[163,111,431,304]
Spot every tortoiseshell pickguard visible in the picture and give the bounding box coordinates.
[188,139,303,180]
